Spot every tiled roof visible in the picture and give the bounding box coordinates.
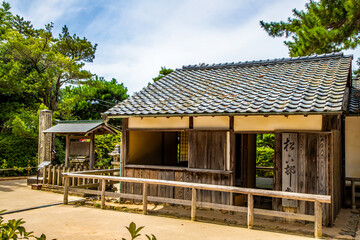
[349,78,360,114]
[105,53,352,117]
[43,120,119,134]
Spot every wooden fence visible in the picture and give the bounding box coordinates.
[0,167,36,176]
[62,170,331,238]
[346,177,360,209]
[42,164,114,187]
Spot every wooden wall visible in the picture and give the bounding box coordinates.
[123,167,231,204]
[273,115,343,225]
[188,131,226,170]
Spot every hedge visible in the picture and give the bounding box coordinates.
[0,134,38,175]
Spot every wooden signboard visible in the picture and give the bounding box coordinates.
[282,133,298,207]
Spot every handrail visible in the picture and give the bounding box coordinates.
[0,167,36,172]
[62,172,330,238]
[345,177,360,209]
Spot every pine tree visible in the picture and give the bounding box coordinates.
[260,0,360,58]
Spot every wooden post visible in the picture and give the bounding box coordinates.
[64,177,69,204]
[143,183,148,215]
[76,167,80,186]
[101,179,106,209]
[52,165,56,185]
[315,200,322,238]
[247,193,254,229]
[43,166,47,185]
[89,133,95,169]
[72,167,76,187]
[352,180,356,209]
[191,188,197,221]
[57,166,61,186]
[48,165,52,185]
[65,134,70,168]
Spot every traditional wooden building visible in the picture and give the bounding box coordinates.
[103,53,353,225]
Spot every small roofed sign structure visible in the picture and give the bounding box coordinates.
[43,120,119,169]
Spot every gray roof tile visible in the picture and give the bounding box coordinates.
[105,53,352,116]
[349,78,360,114]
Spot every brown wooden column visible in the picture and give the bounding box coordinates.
[273,133,282,211]
[65,134,70,168]
[89,133,95,169]
[122,118,129,171]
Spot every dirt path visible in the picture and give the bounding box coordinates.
[2,204,313,240]
[0,179,314,240]
[0,179,82,212]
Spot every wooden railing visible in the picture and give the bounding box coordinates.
[345,177,360,209]
[0,167,36,176]
[62,171,330,238]
[42,164,114,187]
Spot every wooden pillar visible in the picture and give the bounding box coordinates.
[191,188,197,221]
[315,200,322,238]
[122,119,129,169]
[42,166,47,185]
[38,110,52,164]
[351,180,356,209]
[143,183,148,214]
[64,177,69,204]
[89,133,95,169]
[101,179,106,209]
[247,193,254,229]
[65,134,70,168]
[273,133,282,211]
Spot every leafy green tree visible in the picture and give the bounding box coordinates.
[260,0,360,57]
[57,76,128,120]
[152,67,173,82]
[0,2,97,112]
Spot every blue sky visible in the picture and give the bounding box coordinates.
[9,0,359,94]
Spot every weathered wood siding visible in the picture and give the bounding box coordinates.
[123,167,231,204]
[188,131,226,170]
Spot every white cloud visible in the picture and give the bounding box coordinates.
[85,0,310,93]
[9,0,360,94]
[10,0,84,29]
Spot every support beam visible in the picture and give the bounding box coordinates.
[315,201,322,239]
[89,133,95,169]
[63,177,69,204]
[65,134,70,168]
[143,183,148,214]
[191,188,197,221]
[101,179,106,209]
[247,193,254,229]
[352,180,356,209]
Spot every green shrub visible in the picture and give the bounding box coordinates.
[0,210,46,239]
[53,136,65,165]
[122,222,156,240]
[0,134,37,176]
[95,133,121,167]
[256,134,275,178]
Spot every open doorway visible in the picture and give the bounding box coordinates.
[234,133,275,209]
[255,134,274,189]
[255,133,275,209]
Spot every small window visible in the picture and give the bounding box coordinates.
[177,131,188,165]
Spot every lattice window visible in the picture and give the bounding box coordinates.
[177,131,188,163]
